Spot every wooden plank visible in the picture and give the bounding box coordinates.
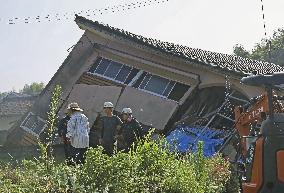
[80,75,112,86]
[21,132,38,145]
[21,136,37,145]
[24,135,37,144]
[20,138,33,146]
[78,73,126,87]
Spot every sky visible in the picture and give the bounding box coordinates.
[0,0,283,92]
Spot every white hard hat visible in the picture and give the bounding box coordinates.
[104,102,114,108]
[122,107,132,114]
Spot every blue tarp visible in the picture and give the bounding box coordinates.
[166,125,226,157]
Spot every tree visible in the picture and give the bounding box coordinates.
[20,82,45,95]
[233,28,284,66]
[233,44,250,58]
[0,92,8,100]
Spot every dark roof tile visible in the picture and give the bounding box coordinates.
[0,94,37,116]
[75,16,284,76]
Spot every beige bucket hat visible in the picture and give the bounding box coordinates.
[67,102,83,111]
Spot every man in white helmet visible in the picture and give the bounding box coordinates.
[98,101,122,155]
[117,107,143,152]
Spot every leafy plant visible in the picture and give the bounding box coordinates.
[0,137,231,192]
[38,85,61,170]
[20,82,45,95]
[233,28,284,66]
[0,86,232,192]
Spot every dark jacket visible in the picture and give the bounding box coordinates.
[57,115,71,143]
[118,118,143,148]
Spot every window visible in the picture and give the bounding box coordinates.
[89,57,139,84]
[89,57,191,102]
[168,82,190,101]
[133,72,190,101]
[20,112,47,136]
[104,61,122,78]
[141,75,171,95]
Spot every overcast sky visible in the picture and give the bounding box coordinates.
[0,0,283,92]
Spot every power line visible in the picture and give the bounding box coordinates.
[259,0,272,64]
[260,0,268,39]
[1,0,170,25]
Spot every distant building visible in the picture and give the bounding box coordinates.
[5,16,284,146]
[0,92,37,145]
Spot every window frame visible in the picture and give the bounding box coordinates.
[89,57,138,85]
[163,81,176,98]
[20,112,48,137]
[89,57,191,102]
[142,74,170,96]
[136,72,188,101]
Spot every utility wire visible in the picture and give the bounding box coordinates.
[1,0,170,25]
[260,0,268,39]
[260,0,272,64]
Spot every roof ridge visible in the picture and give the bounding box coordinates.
[75,15,284,76]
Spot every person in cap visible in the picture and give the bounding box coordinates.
[57,109,72,165]
[66,102,90,164]
[117,107,143,152]
[98,101,122,155]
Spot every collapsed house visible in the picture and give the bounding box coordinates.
[0,93,37,145]
[5,15,284,146]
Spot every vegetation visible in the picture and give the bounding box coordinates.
[38,85,61,169]
[0,82,45,101]
[233,28,284,66]
[0,86,236,192]
[0,140,233,193]
[20,82,45,95]
[0,92,8,100]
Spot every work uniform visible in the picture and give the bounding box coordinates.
[118,118,143,152]
[100,115,122,155]
[57,115,71,164]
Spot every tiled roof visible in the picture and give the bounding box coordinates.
[0,93,37,116]
[75,15,284,76]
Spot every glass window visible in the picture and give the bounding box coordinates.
[144,75,170,95]
[89,57,102,73]
[104,61,122,78]
[89,58,191,101]
[115,65,132,82]
[139,74,151,89]
[95,58,110,75]
[163,81,176,97]
[125,68,139,85]
[132,72,190,101]
[168,82,190,101]
[133,72,147,88]
[89,57,139,85]
[20,112,47,136]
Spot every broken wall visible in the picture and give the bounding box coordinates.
[115,86,179,130]
[60,84,123,125]
[179,86,248,130]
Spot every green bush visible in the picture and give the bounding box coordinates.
[0,137,231,193]
[0,86,232,192]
